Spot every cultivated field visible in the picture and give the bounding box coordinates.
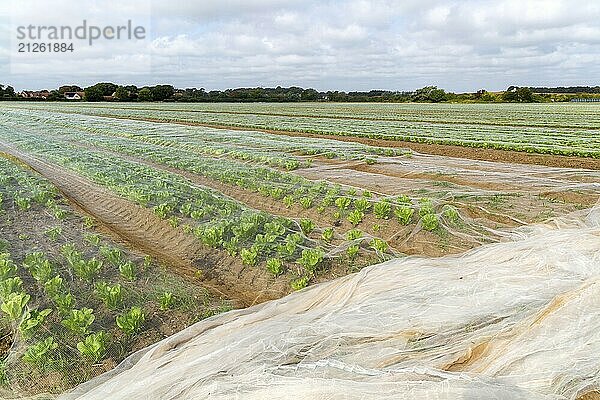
[12,102,600,160]
[0,102,598,397]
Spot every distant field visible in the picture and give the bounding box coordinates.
[9,102,600,158]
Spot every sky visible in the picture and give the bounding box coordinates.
[1,0,600,92]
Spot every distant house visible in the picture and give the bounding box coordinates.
[64,91,85,100]
[20,90,50,99]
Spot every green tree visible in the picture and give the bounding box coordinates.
[0,85,16,100]
[114,86,131,101]
[301,88,319,101]
[412,86,448,102]
[502,86,534,102]
[515,87,534,102]
[150,85,175,101]
[138,88,153,102]
[84,85,104,102]
[58,85,82,94]
[95,82,118,96]
[124,85,139,100]
[47,90,64,101]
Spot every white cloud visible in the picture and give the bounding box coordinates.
[3,0,600,91]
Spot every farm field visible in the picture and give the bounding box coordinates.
[0,102,598,397]
[8,102,600,161]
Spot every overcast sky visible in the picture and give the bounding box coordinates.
[1,0,600,91]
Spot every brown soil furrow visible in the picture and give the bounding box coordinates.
[0,142,290,307]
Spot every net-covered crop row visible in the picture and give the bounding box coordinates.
[0,110,465,257]
[0,123,399,289]
[5,108,408,164]
[0,109,474,288]
[12,102,600,129]
[8,102,600,158]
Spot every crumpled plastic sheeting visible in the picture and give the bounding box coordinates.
[62,205,600,400]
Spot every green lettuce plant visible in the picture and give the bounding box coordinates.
[354,198,371,213]
[335,196,352,211]
[347,210,364,226]
[0,254,17,281]
[73,258,103,282]
[283,195,294,208]
[61,308,95,335]
[54,292,75,315]
[116,307,145,336]
[373,201,391,219]
[100,246,123,266]
[95,282,123,310]
[442,205,460,224]
[44,276,63,298]
[0,277,22,301]
[1,292,30,321]
[299,197,313,209]
[241,247,259,266]
[119,261,137,281]
[14,195,31,211]
[158,292,175,310]
[264,221,286,237]
[418,198,435,217]
[297,248,324,275]
[277,233,303,260]
[394,205,414,225]
[321,227,334,242]
[299,218,315,235]
[346,229,363,241]
[84,233,102,246]
[421,213,439,231]
[77,331,110,362]
[347,244,360,259]
[22,337,58,367]
[19,308,52,339]
[266,258,283,276]
[153,203,173,219]
[369,238,389,255]
[290,276,309,291]
[44,227,62,241]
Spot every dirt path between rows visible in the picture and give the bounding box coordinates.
[0,142,290,307]
[81,114,600,171]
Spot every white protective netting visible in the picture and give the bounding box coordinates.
[61,202,600,400]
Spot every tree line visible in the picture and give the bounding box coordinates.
[529,86,600,94]
[0,85,16,100]
[1,83,598,103]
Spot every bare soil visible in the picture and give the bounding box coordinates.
[0,329,12,359]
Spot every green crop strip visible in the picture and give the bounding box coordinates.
[8,102,600,158]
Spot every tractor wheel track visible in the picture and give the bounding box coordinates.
[0,142,287,307]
